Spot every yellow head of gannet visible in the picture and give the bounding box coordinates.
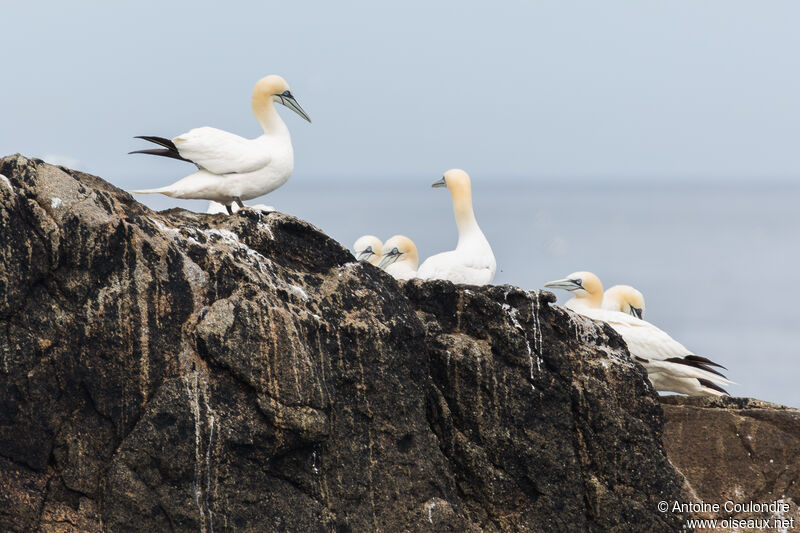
[377,235,419,280]
[432,169,475,233]
[544,271,604,309]
[353,235,383,266]
[602,285,646,319]
[252,75,312,127]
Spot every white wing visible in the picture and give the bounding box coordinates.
[174,127,271,175]
[580,308,690,361]
[579,307,732,386]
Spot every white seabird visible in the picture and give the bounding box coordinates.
[377,235,419,281]
[545,271,732,396]
[416,169,496,286]
[543,271,604,313]
[353,235,383,266]
[129,75,310,214]
[602,284,645,319]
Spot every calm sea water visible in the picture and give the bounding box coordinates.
[133,176,800,408]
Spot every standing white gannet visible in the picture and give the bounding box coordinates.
[416,169,496,285]
[543,271,603,312]
[129,75,311,214]
[353,235,383,266]
[377,235,419,281]
[602,284,645,318]
[545,271,732,396]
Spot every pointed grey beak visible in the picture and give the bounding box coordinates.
[543,278,582,292]
[431,177,446,188]
[377,251,400,269]
[356,248,374,262]
[631,307,643,319]
[280,94,312,123]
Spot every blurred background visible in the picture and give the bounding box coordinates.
[2,1,798,406]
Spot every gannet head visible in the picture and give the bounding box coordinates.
[353,235,383,266]
[544,271,604,306]
[603,285,645,318]
[377,235,419,270]
[432,169,471,195]
[253,75,312,123]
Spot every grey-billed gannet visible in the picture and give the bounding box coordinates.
[353,235,383,266]
[377,235,419,281]
[544,271,603,312]
[546,271,732,396]
[416,169,496,286]
[129,75,310,215]
[602,284,645,318]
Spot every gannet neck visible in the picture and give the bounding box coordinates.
[252,95,289,136]
[448,177,483,248]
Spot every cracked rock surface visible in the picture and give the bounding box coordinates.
[0,154,697,531]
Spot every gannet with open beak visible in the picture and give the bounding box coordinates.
[416,169,496,285]
[602,284,645,318]
[546,271,732,396]
[353,235,383,266]
[129,75,311,214]
[377,235,419,281]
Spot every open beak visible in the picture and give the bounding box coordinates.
[543,278,582,292]
[377,252,400,269]
[431,177,446,188]
[280,94,312,123]
[631,307,643,319]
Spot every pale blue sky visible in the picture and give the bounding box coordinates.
[2,1,800,185]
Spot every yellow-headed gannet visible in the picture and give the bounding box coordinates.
[602,284,645,318]
[129,75,310,215]
[546,271,732,396]
[416,169,496,285]
[544,271,603,312]
[377,235,419,281]
[353,235,383,266]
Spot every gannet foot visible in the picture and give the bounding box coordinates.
[225,204,234,215]
[234,197,245,209]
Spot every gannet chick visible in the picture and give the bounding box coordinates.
[544,271,603,312]
[416,169,496,285]
[602,285,645,318]
[546,271,732,396]
[377,235,419,281]
[353,235,383,266]
[129,75,311,215]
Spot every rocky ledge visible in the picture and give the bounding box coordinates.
[0,155,796,532]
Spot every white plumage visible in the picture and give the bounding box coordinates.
[377,235,419,281]
[129,75,310,214]
[417,169,496,286]
[546,271,732,396]
[353,235,383,266]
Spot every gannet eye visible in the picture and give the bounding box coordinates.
[282,90,291,97]
[391,247,400,255]
[572,278,583,287]
[364,246,373,253]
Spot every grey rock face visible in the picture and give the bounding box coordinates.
[0,155,685,532]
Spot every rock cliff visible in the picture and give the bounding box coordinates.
[0,155,793,532]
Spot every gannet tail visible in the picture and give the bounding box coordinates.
[129,136,192,163]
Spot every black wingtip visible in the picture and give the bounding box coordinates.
[665,356,728,378]
[684,355,727,370]
[698,378,729,395]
